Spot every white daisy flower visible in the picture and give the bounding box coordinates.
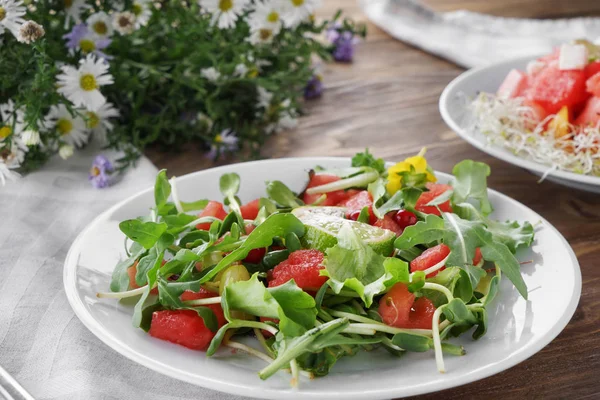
[56,54,114,111]
[266,99,298,133]
[63,0,90,27]
[82,102,119,144]
[199,0,249,29]
[87,12,113,39]
[201,67,221,82]
[112,11,136,35]
[0,99,25,139]
[233,63,249,77]
[59,144,74,159]
[44,104,88,147]
[17,20,45,44]
[0,130,27,184]
[0,0,25,38]
[195,112,213,129]
[249,26,275,45]
[21,129,40,146]
[257,86,273,109]
[131,0,152,28]
[281,0,320,28]
[249,0,283,35]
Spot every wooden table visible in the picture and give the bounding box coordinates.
[147,2,600,398]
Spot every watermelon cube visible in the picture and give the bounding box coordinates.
[497,69,528,99]
[585,61,600,79]
[528,64,589,115]
[575,97,600,127]
[559,44,588,71]
[526,60,546,77]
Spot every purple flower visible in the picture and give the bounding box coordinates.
[89,155,114,188]
[326,22,358,63]
[207,129,238,160]
[64,24,112,60]
[304,74,323,99]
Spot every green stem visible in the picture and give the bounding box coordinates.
[422,282,454,302]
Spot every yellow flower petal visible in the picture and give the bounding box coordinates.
[385,154,437,194]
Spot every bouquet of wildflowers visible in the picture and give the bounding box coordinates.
[0,0,365,186]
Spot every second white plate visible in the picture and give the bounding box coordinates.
[439,56,600,193]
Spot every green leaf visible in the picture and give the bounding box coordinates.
[119,220,168,249]
[451,160,493,215]
[179,230,210,247]
[382,257,410,286]
[199,213,305,283]
[442,299,478,326]
[394,214,444,250]
[132,251,164,328]
[486,219,535,254]
[135,246,162,286]
[483,275,501,306]
[351,148,386,174]
[480,242,528,299]
[154,170,171,209]
[442,213,482,267]
[266,180,303,208]
[262,249,290,269]
[180,199,209,212]
[219,173,241,198]
[368,178,387,218]
[323,223,388,307]
[222,274,316,336]
[407,270,425,292]
[357,206,370,223]
[110,244,146,292]
[472,307,488,340]
[391,332,433,352]
[163,213,198,227]
[285,232,302,252]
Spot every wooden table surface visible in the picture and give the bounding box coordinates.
[147,1,600,398]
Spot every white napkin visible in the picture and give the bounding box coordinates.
[361,0,600,68]
[0,144,248,399]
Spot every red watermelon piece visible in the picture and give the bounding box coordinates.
[497,69,529,99]
[267,249,327,290]
[378,283,436,329]
[240,199,260,220]
[575,96,600,127]
[302,174,349,206]
[410,244,451,278]
[414,183,453,216]
[338,190,376,224]
[196,201,228,230]
[527,64,589,115]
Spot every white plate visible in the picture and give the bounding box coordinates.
[439,56,600,193]
[64,158,581,399]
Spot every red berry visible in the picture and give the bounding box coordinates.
[337,190,377,224]
[393,210,418,230]
[244,247,266,264]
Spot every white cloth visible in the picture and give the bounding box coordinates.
[361,0,600,68]
[0,144,247,399]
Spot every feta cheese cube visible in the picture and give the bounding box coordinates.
[559,44,588,70]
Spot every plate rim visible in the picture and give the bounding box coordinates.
[63,157,583,399]
[439,55,600,187]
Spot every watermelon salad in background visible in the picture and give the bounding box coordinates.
[97,149,535,387]
[468,39,600,177]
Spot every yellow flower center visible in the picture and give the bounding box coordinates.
[80,74,98,91]
[64,0,72,8]
[132,3,143,16]
[259,28,272,41]
[86,112,100,128]
[79,39,96,53]
[0,7,6,22]
[291,0,304,7]
[248,68,259,78]
[93,21,108,35]
[91,166,100,176]
[0,125,11,138]
[267,11,279,23]
[56,119,73,135]
[218,0,233,12]
[214,134,223,143]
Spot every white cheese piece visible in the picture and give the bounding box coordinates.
[558,44,588,70]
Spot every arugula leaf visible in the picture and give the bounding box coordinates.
[199,213,305,283]
[351,148,386,174]
[163,213,198,227]
[442,213,482,267]
[377,187,422,216]
[323,223,388,307]
[119,220,168,249]
[394,214,444,250]
[266,180,304,208]
[451,160,493,215]
[154,170,171,210]
[110,243,146,292]
[480,242,527,299]
[486,219,535,253]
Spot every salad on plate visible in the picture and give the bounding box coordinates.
[468,40,600,177]
[98,149,535,387]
